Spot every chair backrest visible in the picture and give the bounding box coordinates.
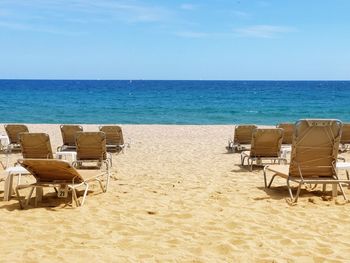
[99,125,124,145]
[18,159,83,183]
[76,132,107,161]
[289,119,342,178]
[5,124,29,144]
[276,123,294,144]
[340,123,350,144]
[19,133,54,159]
[60,125,83,147]
[233,124,257,145]
[250,128,283,157]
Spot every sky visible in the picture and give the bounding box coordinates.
[0,0,350,80]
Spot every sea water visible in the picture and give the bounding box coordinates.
[0,80,349,124]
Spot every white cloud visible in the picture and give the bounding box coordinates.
[175,31,208,38]
[180,3,195,10]
[234,25,296,38]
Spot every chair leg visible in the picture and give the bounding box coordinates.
[337,182,347,200]
[80,183,89,206]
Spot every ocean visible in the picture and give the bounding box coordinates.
[0,80,349,124]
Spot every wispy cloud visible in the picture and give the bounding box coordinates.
[175,31,208,38]
[180,3,196,10]
[231,10,251,19]
[234,25,296,38]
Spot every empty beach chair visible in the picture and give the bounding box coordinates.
[276,123,294,145]
[58,124,83,151]
[241,128,285,171]
[340,123,350,152]
[4,124,29,152]
[226,124,257,152]
[99,125,126,153]
[15,159,108,208]
[263,119,349,203]
[74,131,112,170]
[19,133,54,159]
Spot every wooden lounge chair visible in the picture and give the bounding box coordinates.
[4,124,29,152]
[276,123,294,145]
[241,128,285,171]
[226,124,257,152]
[57,125,83,151]
[19,133,54,159]
[99,125,126,153]
[15,159,108,208]
[263,119,350,203]
[339,123,350,152]
[74,131,112,170]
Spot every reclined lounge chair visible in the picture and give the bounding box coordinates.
[4,124,29,152]
[19,133,54,159]
[264,119,350,203]
[276,123,294,145]
[57,125,83,151]
[241,128,285,171]
[99,125,127,153]
[227,124,257,152]
[339,123,350,152]
[15,159,108,208]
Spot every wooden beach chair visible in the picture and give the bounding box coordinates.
[58,124,83,151]
[4,124,29,152]
[15,159,108,208]
[263,119,350,203]
[99,125,127,153]
[226,124,257,152]
[276,123,294,145]
[74,132,111,180]
[19,133,54,159]
[241,128,285,171]
[339,123,350,152]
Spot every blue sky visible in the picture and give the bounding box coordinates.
[0,0,349,80]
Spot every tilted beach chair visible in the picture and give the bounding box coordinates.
[339,123,350,152]
[58,125,83,151]
[15,159,108,208]
[241,128,285,171]
[263,119,350,203]
[19,133,54,159]
[276,123,294,145]
[99,125,126,153]
[226,124,257,152]
[74,131,112,170]
[5,124,29,152]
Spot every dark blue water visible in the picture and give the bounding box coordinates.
[0,80,349,124]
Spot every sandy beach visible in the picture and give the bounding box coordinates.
[1,124,350,262]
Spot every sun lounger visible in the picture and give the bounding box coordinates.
[4,124,29,152]
[57,125,83,151]
[339,123,350,152]
[263,119,350,203]
[15,159,108,208]
[19,133,54,159]
[241,128,285,171]
[276,123,294,145]
[99,125,127,153]
[226,124,257,152]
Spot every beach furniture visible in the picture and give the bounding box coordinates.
[74,131,112,170]
[263,119,349,203]
[241,128,285,171]
[276,123,294,145]
[15,159,108,208]
[226,124,257,152]
[4,124,29,152]
[58,124,83,151]
[19,133,54,159]
[99,125,127,153]
[339,123,350,152]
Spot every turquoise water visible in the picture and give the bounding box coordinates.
[0,80,349,124]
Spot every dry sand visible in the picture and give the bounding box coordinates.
[1,124,350,262]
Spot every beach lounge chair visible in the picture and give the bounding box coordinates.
[4,124,29,152]
[74,131,112,170]
[276,123,294,145]
[19,133,54,159]
[57,125,83,151]
[263,119,350,203]
[241,128,285,171]
[339,123,350,152]
[99,125,126,153]
[226,124,257,152]
[15,159,108,208]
